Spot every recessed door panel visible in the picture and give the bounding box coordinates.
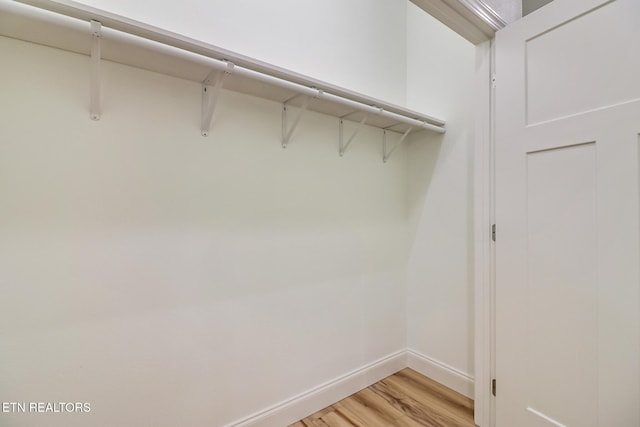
[525,0,640,125]
[526,142,598,427]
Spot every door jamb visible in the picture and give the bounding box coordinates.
[473,38,495,427]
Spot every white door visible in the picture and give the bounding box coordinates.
[494,0,640,426]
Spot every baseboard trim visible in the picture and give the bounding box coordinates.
[225,348,474,426]
[225,349,407,427]
[406,349,475,398]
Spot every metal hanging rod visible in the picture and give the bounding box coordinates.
[4,0,447,137]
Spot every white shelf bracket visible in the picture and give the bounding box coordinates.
[282,93,318,149]
[89,20,102,121]
[201,61,234,137]
[382,127,413,163]
[338,113,369,157]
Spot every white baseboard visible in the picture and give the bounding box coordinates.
[225,348,474,427]
[406,349,475,399]
[225,349,407,427]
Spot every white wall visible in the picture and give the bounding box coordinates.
[71,0,407,106]
[405,3,476,394]
[0,35,408,426]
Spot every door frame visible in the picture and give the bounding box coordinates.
[405,3,499,425]
[473,38,495,427]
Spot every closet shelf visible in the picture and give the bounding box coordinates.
[1,0,446,147]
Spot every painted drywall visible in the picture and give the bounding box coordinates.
[0,34,410,426]
[405,2,476,388]
[66,0,407,106]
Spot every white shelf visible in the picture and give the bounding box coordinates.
[1,0,446,145]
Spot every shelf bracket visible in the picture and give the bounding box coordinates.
[282,94,316,149]
[201,61,234,136]
[339,113,369,156]
[90,20,102,121]
[382,127,413,163]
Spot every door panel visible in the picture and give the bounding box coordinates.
[525,0,640,125]
[494,0,640,426]
[526,142,598,427]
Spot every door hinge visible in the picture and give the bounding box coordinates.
[491,73,497,89]
[492,379,497,396]
[491,224,496,242]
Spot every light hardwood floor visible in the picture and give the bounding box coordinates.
[289,368,476,427]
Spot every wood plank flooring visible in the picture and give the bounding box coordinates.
[289,368,476,427]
